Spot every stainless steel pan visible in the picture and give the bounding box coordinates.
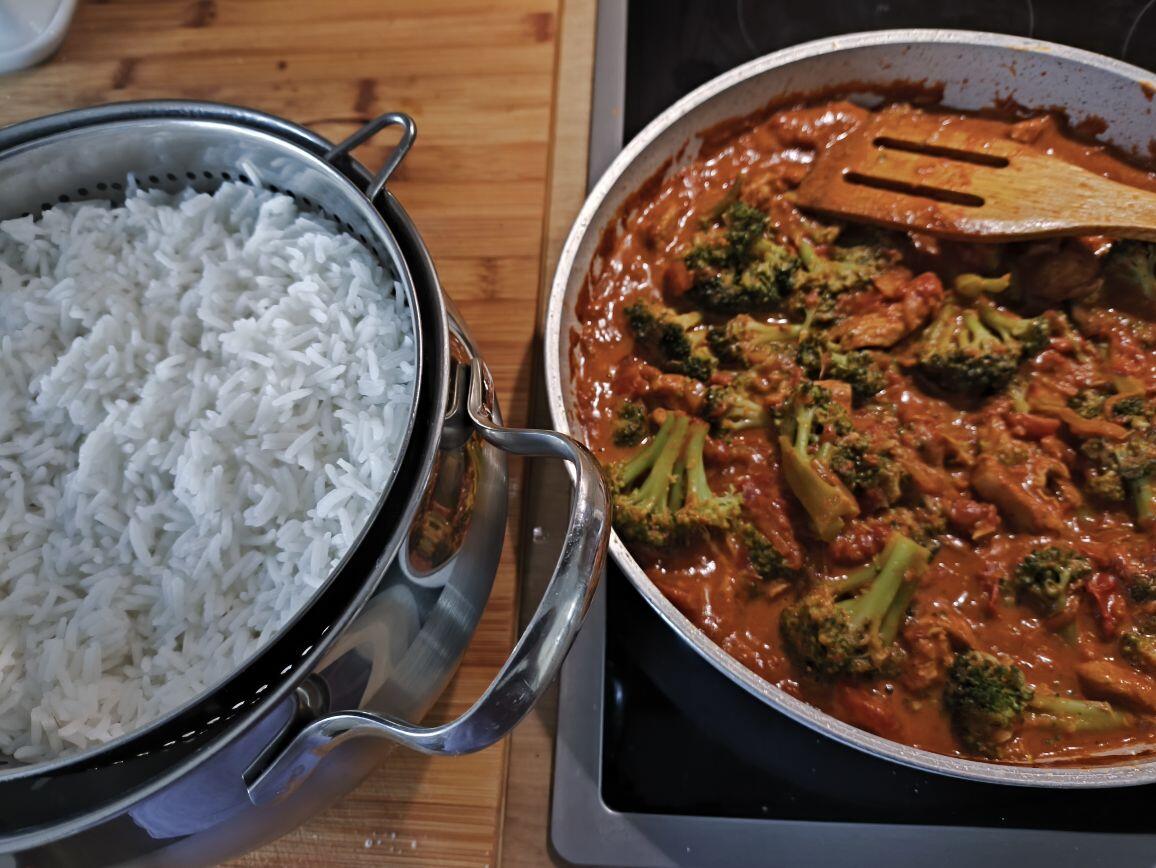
[545,29,1156,788]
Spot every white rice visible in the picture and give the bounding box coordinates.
[0,182,416,762]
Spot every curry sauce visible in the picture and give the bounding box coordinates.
[572,100,1156,765]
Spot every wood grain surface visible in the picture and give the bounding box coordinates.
[500,0,597,864]
[0,1,565,864]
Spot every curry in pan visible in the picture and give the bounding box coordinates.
[572,100,1156,764]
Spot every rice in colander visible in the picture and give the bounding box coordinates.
[0,182,416,762]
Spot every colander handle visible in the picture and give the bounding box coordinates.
[325,111,417,201]
[245,358,610,806]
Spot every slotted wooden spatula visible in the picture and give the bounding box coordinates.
[794,110,1156,242]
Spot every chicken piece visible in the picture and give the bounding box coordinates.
[612,358,708,416]
[900,594,987,694]
[737,473,805,571]
[872,265,916,299]
[828,312,909,350]
[910,425,976,470]
[1037,434,1078,468]
[905,460,956,498]
[1076,659,1156,714]
[706,435,805,571]
[970,453,1066,533]
[901,614,955,694]
[662,260,693,298]
[947,497,1001,539]
[1005,412,1062,441]
[1026,383,1129,441]
[1014,240,1103,306]
[815,378,853,411]
[971,412,1082,532]
[1071,304,1156,346]
[935,604,980,650]
[828,272,944,350]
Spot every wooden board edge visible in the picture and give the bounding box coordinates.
[498,0,597,865]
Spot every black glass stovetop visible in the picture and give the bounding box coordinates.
[598,0,1156,833]
[624,0,1156,142]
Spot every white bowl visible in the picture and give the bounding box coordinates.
[0,0,77,75]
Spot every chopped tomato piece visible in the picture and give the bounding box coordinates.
[1086,572,1128,638]
[834,685,901,740]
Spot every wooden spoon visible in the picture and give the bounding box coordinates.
[793,110,1156,242]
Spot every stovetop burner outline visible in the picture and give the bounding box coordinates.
[548,2,1156,864]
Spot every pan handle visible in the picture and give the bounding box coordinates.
[245,358,610,806]
[324,111,417,201]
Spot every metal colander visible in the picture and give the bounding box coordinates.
[0,101,449,831]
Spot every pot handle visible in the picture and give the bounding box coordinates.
[324,111,417,201]
[246,358,610,806]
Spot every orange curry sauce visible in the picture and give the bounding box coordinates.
[571,100,1156,765]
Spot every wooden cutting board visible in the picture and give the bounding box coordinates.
[0,0,564,864]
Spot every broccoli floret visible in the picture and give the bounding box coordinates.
[1112,394,1149,421]
[674,418,742,537]
[943,651,1034,755]
[1080,427,1156,525]
[624,299,717,381]
[1121,626,1156,674]
[611,412,690,547]
[953,272,1011,299]
[1080,438,1129,502]
[741,523,800,584]
[612,401,648,447]
[915,299,1047,396]
[684,202,800,313]
[782,235,898,327]
[775,381,860,541]
[829,433,906,508]
[708,314,805,366]
[1104,240,1156,301]
[1068,386,1147,424]
[915,303,1023,394]
[976,298,1050,358]
[698,199,772,261]
[797,335,886,403]
[879,506,948,554]
[1008,546,1092,618]
[1129,573,1156,602]
[1072,389,1156,521]
[688,242,800,313]
[1068,387,1109,420]
[780,532,931,679]
[1027,694,1134,733]
[685,200,763,273]
[945,651,1132,754]
[705,373,772,433]
[795,239,894,294]
[611,413,740,548]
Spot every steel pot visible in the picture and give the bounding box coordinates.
[545,29,1156,788]
[0,101,609,865]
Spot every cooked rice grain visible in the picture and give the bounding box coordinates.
[0,182,416,762]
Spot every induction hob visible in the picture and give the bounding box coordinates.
[546,3,1156,866]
